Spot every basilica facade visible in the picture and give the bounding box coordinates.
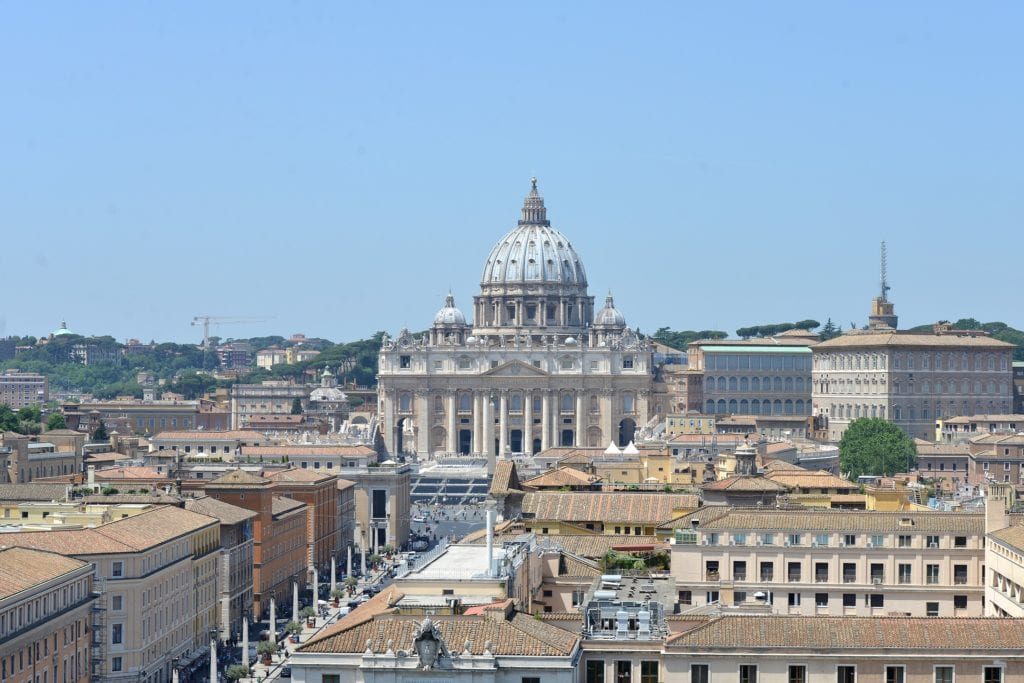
[378,180,663,462]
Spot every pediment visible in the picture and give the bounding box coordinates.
[482,360,549,377]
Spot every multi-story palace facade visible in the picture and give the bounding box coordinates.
[812,294,1014,441]
[378,180,663,463]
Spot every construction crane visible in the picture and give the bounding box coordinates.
[191,315,271,347]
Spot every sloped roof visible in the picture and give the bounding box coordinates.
[265,468,336,484]
[300,611,577,657]
[0,547,89,600]
[241,445,374,457]
[703,475,788,492]
[272,496,306,516]
[666,615,1024,650]
[674,507,983,534]
[152,430,265,442]
[815,332,1014,349]
[522,466,601,488]
[988,524,1024,554]
[185,495,257,525]
[764,470,858,491]
[522,492,698,524]
[761,459,807,472]
[489,460,524,496]
[0,483,69,502]
[207,469,272,488]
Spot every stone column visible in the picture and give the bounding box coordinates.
[414,391,430,457]
[383,389,396,456]
[241,615,249,668]
[575,391,586,447]
[523,390,534,455]
[311,567,318,611]
[600,391,614,447]
[541,391,551,451]
[210,636,217,683]
[539,298,547,326]
[446,393,457,453]
[498,391,509,457]
[347,546,353,578]
[482,394,493,456]
[269,598,276,645]
[472,393,482,454]
[331,556,337,596]
[292,581,299,625]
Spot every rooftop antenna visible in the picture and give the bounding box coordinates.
[880,241,891,301]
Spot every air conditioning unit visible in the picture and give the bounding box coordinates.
[872,577,883,585]
[928,543,938,549]
[811,541,819,548]
[729,541,736,546]
[866,542,874,548]
[756,541,764,546]
[784,541,791,547]
[838,542,846,548]
[702,540,709,546]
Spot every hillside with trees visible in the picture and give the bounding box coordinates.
[907,319,1024,361]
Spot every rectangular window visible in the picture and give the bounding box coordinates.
[954,595,967,609]
[927,535,940,548]
[733,560,747,581]
[898,564,912,584]
[111,595,122,611]
[842,593,856,607]
[678,591,692,605]
[740,665,758,683]
[111,658,122,672]
[898,535,912,548]
[790,665,807,683]
[926,602,939,617]
[926,564,939,584]
[954,564,968,585]
[788,592,801,607]
[984,667,1002,683]
[954,536,967,548]
[886,667,905,683]
[869,594,884,608]
[788,562,801,582]
[761,533,775,545]
[522,678,541,683]
[842,563,856,583]
[691,665,709,683]
[788,533,802,546]
[760,562,774,581]
[837,666,856,683]
[111,624,123,645]
[111,562,123,578]
[934,667,954,683]
[640,662,658,683]
[870,534,884,547]
[844,534,856,546]
[586,661,605,683]
[815,562,829,583]
[815,592,829,608]
[399,355,411,368]
[814,533,829,546]
[616,661,632,683]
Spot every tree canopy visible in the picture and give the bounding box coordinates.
[735,320,821,339]
[907,319,1024,361]
[651,328,727,350]
[839,418,917,479]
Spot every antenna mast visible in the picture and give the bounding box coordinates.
[880,241,890,301]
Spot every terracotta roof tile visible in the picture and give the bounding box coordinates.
[0,484,69,502]
[0,547,89,600]
[522,466,601,488]
[185,495,257,525]
[522,492,698,524]
[265,468,336,484]
[677,507,983,534]
[815,332,1014,349]
[703,475,788,492]
[667,615,1024,650]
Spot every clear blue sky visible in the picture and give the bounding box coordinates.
[2,2,1021,344]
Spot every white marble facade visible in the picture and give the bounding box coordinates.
[378,180,657,463]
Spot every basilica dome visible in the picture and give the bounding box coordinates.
[594,293,626,328]
[433,293,467,326]
[480,179,587,289]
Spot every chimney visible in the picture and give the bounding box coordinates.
[485,509,494,578]
[986,491,1010,534]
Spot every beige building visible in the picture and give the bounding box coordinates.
[229,380,310,430]
[0,369,48,409]
[378,181,667,463]
[349,462,411,553]
[0,547,94,683]
[0,500,154,530]
[812,296,1014,441]
[1,505,221,683]
[670,508,985,617]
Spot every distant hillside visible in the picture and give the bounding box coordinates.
[906,319,1024,361]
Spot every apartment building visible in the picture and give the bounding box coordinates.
[0,369,48,409]
[670,508,985,617]
[520,491,699,536]
[0,506,221,683]
[229,381,310,430]
[0,547,94,683]
[149,429,267,457]
[184,496,256,641]
[240,444,374,472]
[265,467,340,570]
[937,414,1024,442]
[203,469,307,617]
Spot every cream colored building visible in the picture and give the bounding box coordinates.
[378,181,666,464]
[670,508,985,617]
[0,547,94,683]
[0,500,154,529]
[812,295,1014,441]
[1,505,221,683]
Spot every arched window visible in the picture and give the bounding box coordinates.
[784,377,794,392]
[705,376,715,392]
[739,377,749,392]
[795,377,804,393]
[752,377,761,392]
[773,399,782,414]
[773,377,783,392]
[974,381,982,394]
[961,380,969,394]
[739,399,749,413]
[706,399,715,414]
[795,399,804,414]
[434,394,443,412]
[922,381,930,394]
[988,355,995,371]
[728,399,738,413]
[728,377,738,391]
[1000,381,1009,395]
[751,399,761,415]
[717,377,727,392]
[717,399,727,414]
[987,381,996,394]
[934,381,943,394]
[784,399,794,415]
[623,393,635,413]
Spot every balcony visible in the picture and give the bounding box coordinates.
[706,571,720,582]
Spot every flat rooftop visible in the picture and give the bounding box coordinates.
[403,544,508,581]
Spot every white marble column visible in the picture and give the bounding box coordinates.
[269,598,276,645]
[446,393,457,453]
[292,581,299,624]
[498,391,508,457]
[210,636,217,683]
[524,390,533,455]
[541,391,551,452]
[575,391,586,447]
[347,545,353,577]
[311,567,318,610]
[482,394,493,456]
[241,616,249,668]
[472,393,482,454]
[331,557,337,595]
